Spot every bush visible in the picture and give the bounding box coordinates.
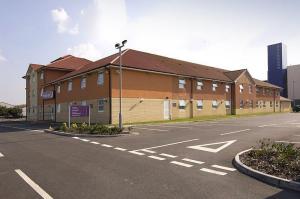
[241,138,300,180]
[57,123,123,135]
[0,106,22,118]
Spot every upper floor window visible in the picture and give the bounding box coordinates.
[249,85,252,94]
[57,85,61,94]
[197,100,203,110]
[225,84,230,93]
[40,72,44,80]
[179,100,186,110]
[196,80,203,90]
[212,100,218,108]
[179,79,186,89]
[68,81,72,92]
[239,84,244,93]
[212,82,218,92]
[97,72,104,85]
[256,87,260,94]
[81,77,86,89]
[40,88,44,97]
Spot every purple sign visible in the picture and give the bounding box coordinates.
[70,105,89,117]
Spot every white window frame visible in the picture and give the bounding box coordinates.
[57,85,61,94]
[225,85,230,93]
[225,100,231,109]
[40,88,44,97]
[197,81,203,90]
[68,81,72,92]
[179,79,186,89]
[97,72,104,85]
[81,101,87,106]
[40,72,44,80]
[197,100,203,110]
[179,100,186,110]
[239,84,244,93]
[212,100,218,109]
[81,77,86,89]
[57,104,61,113]
[212,82,218,92]
[98,98,105,112]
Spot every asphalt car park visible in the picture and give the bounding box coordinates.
[1,113,300,199]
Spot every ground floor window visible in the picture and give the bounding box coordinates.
[81,101,87,106]
[256,101,259,108]
[197,100,203,110]
[276,101,279,107]
[225,100,231,109]
[270,101,273,107]
[98,99,105,112]
[179,100,186,110]
[240,100,244,109]
[57,104,61,113]
[263,101,266,108]
[212,100,218,109]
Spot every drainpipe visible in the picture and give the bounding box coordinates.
[190,78,193,118]
[108,67,112,124]
[54,85,56,122]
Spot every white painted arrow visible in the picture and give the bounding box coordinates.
[187,140,237,153]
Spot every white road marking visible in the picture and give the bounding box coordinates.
[285,120,297,123]
[140,149,156,154]
[211,165,236,171]
[80,139,90,142]
[258,124,277,128]
[114,147,127,151]
[170,161,193,168]
[200,168,227,176]
[15,169,53,199]
[131,132,140,135]
[101,144,113,147]
[0,152,4,158]
[72,137,80,139]
[275,141,300,144]
[220,129,251,136]
[182,158,204,165]
[133,127,168,132]
[145,125,190,129]
[0,125,44,132]
[138,139,199,150]
[90,141,100,145]
[187,140,237,153]
[288,123,300,125]
[159,153,177,158]
[148,155,166,160]
[129,151,145,155]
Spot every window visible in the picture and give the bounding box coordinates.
[249,100,253,108]
[225,85,230,93]
[57,85,61,94]
[179,100,186,110]
[256,87,260,94]
[276,101,279,107]
[68,81,72,91]
[98,99,105,112]
[197,100,203,110]
[197,81,203,90]
[81,77,86,89]
[40,72,44,80]
[212,100,218,108]
[263,101,266,107]
[256,101,259,108]
[97,72,104,85]
[40,88,44,97]
[32,90,35,97]
[225,100,231,109]
[212,82,218,92]
[81,101,87,106]
[270,101,273,107]
[239,84,244,93]
[266,89,270,95]
[249,85,252,94]
[179,79,186,89]
[57,104,61,113]
[240,100,244,109]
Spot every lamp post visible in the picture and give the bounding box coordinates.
[115,40,127,129]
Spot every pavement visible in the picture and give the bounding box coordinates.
[1,113,300,199]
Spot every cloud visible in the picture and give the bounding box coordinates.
[0,50,6,62]
[67,43,102,61]
[51,8,79,35]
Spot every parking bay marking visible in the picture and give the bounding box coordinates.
[170,161,193,168]
[148,155,166,160]
[182,158,204,165]
[133,127,168,132]
[137,139,199,151]
[114,147,127,151]
[220,129,251,136]
[187,140,237,153]
[200,168,227,176]
[160,153,177,158]
[15,169,53,199]
[211,165,236,171]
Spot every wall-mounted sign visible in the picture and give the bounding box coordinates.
[42,90,54,99]
[70,105,89,117]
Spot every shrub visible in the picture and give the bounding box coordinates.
[57,123,123,135]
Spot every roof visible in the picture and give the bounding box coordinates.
[280,96,292,102]
[253,79,281,89]
[43,55,92,71]
[0,102,14,108]
[224,69,246,81]
[30,64,42,71]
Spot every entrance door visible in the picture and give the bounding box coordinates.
[164,100,170,120]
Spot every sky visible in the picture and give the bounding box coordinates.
[0,0,300,105]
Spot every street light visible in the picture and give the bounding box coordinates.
[115,40,127,129]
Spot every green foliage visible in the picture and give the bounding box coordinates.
[58,122,122,135]
[0,106,23,118]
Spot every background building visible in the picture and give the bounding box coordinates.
[267,43,287,97]
[287,65,300,106]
